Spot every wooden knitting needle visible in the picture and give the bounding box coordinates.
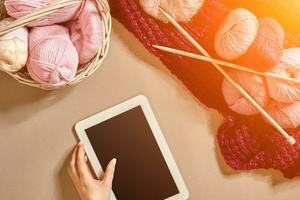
[158,8,296,145]
[152,45,300,85]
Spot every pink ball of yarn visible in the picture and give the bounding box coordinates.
[236,17,284,72]
[222,71,269,115]
[266,48,300,103]
[266,101,300,129]
[4,0,81,27]
[67,0,103,64]
[27,25,79,87]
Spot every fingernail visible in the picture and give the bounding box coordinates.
[112,158,117,165]
[84,155,88,162]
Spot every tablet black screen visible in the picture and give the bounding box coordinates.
[85,106,179,200]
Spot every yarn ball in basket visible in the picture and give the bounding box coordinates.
[27,25,79,87]
[222,71,269,115]
[266,101,300,129]
[0,18,28,72]
[67,0,103,64]
[214,8,258,61]
[266,52,300,103]
[139,0,204,23]
[236,17,284,72]
[4,0,82,27]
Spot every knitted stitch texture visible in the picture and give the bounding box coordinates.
[109,0,300,178]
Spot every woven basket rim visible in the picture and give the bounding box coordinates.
[0,0,112,90]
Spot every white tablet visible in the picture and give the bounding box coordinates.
[75,95,189,200]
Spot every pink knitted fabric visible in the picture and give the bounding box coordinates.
[109,0,300,178]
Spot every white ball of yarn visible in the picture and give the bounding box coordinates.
[266,48,300,103]
[139,0,204,23]
[266,101,300,129]
[222,71,269,115]
[215,8,258,61]
[0,18,28,72]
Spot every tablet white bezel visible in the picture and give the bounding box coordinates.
[75,95,189,200]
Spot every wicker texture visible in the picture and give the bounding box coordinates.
[0,0,111,90]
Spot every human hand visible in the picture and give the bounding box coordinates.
[68,143,116,200]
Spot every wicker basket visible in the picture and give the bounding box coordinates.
[0,0,111,90]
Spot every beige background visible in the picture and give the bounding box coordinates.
[0,19,300,200]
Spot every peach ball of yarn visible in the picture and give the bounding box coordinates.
[266,101,300,129]
[266,61,300,103]
[4,0,81,27]
[281,48,300,68]
[27,25,79,87]
[67,0,103,64]
[237,17,284,72]
[215,8,258,61]
[139,0,204,23]
[222,71,269,115]
[0,18,28,72]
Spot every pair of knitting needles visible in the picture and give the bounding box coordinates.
[153,46,300,85]
[154,8,296,145]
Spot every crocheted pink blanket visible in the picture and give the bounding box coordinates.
[109,0,300,178]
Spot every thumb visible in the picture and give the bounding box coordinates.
[103,158,117,187]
